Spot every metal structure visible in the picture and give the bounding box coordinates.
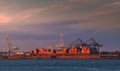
[59,33,65,48]
[86,38,102,47]
[70,38,102,54]
[54,33,65,50]
[6,35,12,55]
[86,38,102,54]
[70,38,86,48]
[6,35,19,55]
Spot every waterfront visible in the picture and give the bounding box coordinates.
[0,59,120,71]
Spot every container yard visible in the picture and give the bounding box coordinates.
[0,34,120,59]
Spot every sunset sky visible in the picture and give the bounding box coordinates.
[0,0,120,51]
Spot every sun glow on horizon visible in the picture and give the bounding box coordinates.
[0,14,12,24]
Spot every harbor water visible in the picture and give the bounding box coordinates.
[0,59,120,71]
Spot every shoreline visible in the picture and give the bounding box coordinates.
[0,54,119,59]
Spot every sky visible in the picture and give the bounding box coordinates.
[0,0,120,52]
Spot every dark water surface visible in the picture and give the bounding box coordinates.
[0,59,120,71]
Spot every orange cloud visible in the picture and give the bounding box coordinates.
[105,2,120,7]
[88,11,112,17]
[0,14,12,24]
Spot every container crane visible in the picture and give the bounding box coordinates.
[86,38,102,54]
[70,38,86,48]
[86,38,102,47]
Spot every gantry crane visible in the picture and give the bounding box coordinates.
[86,38,102,54]
[70,38,86,48]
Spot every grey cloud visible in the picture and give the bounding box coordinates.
[0,0,120,51]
